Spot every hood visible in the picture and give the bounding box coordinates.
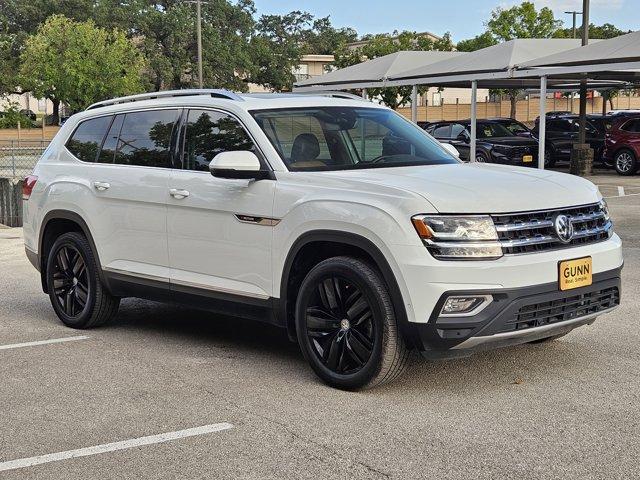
[479,137,538,146]
[324,163,600,214]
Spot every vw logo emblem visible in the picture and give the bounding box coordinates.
[554,214,574,243]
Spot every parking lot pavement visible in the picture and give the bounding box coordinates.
[1,195,639,479]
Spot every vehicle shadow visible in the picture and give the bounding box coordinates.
[107,297,594,397]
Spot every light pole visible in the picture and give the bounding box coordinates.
[185,0,209,89]
[564,10,583,38]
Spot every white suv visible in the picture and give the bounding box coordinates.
[23,90,622,389]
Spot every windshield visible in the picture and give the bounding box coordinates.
[475,122,515,138]
[502,121,529,135]
[251,107,458,171]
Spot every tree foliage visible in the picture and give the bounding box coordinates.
[553,22,630,40]
[486,1,561,41]
[456,1,561,118]
[333,31,455,109]
[19,15,146,117]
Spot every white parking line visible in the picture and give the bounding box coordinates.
[0,336,89,351]
[618,186,625,197]
[0,423,233,472]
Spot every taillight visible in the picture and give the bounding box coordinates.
[22,175,38,200]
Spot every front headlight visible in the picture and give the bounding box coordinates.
[411,215,503,259]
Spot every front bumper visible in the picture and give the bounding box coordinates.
[410,267,621,358]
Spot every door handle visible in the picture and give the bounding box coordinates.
[169,188,190,199]
[93,181,110,191]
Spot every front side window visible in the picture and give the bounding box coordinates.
[182,110,256,171]
[113,110,180,168]
[251,107,458,171]
[66,116,112,162]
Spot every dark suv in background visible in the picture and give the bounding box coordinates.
[425,120,539,167]
[532,114,609,165]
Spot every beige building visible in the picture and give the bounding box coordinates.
[248,54,335,93]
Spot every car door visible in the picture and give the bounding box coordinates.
[67,109,179,283]
[448,123,471,161]
[167,108,276,301]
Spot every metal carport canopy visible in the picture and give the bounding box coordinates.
[292,50,465,91]
[379,39,594,169]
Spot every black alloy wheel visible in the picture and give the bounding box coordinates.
[305,275,375,375]
[46,232,120,328]
[51,244,89,318]
[295,257,409,390]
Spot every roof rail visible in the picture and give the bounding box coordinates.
[86,89,244,110]
[296,91,367,101]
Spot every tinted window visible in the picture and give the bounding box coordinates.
[98,114,124,164]
[548,119,573,132]
[620,119,640,133]
[252,107,457,171]
[431,124,451,138]
[114,110,179,168]
[450,124,466,139]
[66,116,112,162]
[183,110,256,171]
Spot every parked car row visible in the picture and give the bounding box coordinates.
[420,111,640,175]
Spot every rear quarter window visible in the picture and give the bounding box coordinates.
[65,116,112,162]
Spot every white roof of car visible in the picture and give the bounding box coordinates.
[83,90,384,117]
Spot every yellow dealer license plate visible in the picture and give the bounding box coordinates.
[523,155,533,162]
[559,257,592,291]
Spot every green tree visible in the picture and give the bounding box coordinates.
[333,31,454,109]
[249,11,313,92]
[19,15,146,121]
[554,22,630,40]
[456,31,497,52]
[457,1,562,118]
[302,17,358,56]
[487,1,561,41]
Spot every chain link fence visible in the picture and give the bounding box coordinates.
[0,140,49,179]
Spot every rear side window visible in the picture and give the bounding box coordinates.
[621,119,640,133]
[182,110,256,171]
[431,124,451,138]
[113,110,180,168]
[66,116,112,162]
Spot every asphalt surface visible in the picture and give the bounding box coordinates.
[0,174,639,479]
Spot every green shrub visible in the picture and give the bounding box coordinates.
[0,102,37,128]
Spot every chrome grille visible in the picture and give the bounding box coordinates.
[492,203,612,254]
[499,286,619,333]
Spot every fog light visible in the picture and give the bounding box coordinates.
[440,295,493,317]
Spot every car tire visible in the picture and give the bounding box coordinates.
[614,149,638,176]
[544,149,556,168]
[295,256,410,390]
[475,150,490,163]
[46,232,120,329]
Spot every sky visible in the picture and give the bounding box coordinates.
[251,0,637,43]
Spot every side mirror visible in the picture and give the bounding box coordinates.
[209,151,270,180]
[441,142,460,158]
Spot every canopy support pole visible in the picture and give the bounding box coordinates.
[411,85,418,123]
[362,88,368,100]
[470,80,477,162]
[538,76,547,170]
